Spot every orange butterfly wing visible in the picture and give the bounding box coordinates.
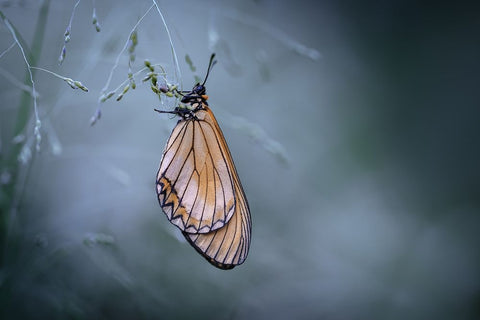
[183,170,251,269]
[156,106,251,269]
[156,107,236,233]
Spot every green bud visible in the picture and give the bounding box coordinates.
[128,31,138,53]
[131,31,138,46]
[92,10,100,32]
[74,81,89,92]
[144,60,155,72]
[100,91,115,103]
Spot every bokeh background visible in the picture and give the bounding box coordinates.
[1,0,479,319]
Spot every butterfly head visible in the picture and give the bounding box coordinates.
[181,83,208,104]
[192,84,206,96]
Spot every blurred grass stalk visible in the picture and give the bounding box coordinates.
[0,0,50,268]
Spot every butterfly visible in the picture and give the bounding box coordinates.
[154,54,251,269]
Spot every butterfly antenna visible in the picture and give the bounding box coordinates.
[202,53,217,86]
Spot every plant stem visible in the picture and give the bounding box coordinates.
[0,0,51,268]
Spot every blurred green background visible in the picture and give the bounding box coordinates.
[1,0,479,319]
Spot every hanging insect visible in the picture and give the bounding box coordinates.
[154,54,251,269]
